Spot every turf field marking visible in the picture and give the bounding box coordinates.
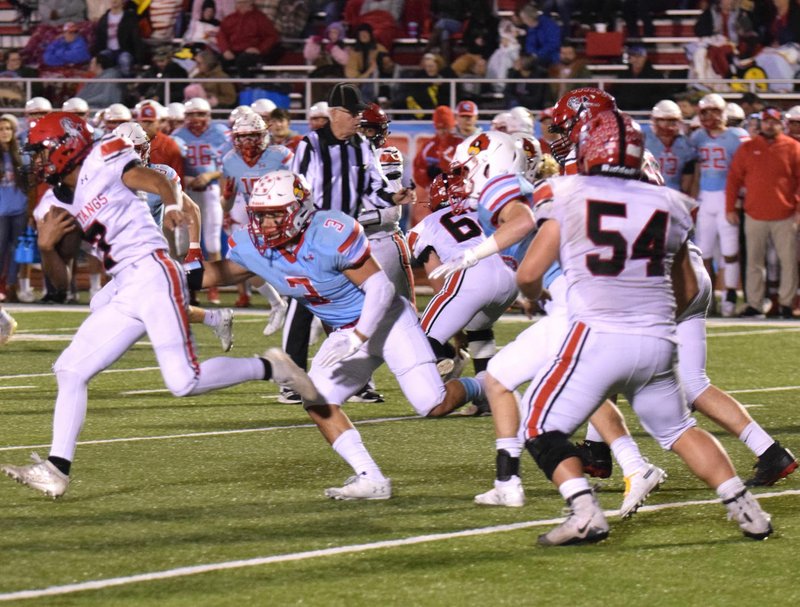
[0,488,796,603]
[0,385,36,391]
[0,366,160,381]
[706,327,800,338]
[0,416,420,453]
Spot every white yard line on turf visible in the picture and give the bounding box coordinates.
[0,385,36,391]
[0,488,797,603]
[0,416,420,452]
[0,367,159,381]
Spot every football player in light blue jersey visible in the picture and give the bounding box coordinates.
[220,112,292,331]
[689,93,750,316]
[200,170,487,501]
[112,122,235,351]
[172,98,230,305]
[645,100,697,193]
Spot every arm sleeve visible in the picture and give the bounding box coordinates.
[354,270,395,339]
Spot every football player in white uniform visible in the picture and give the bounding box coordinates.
[1,113,317,499]
[409,173,518,382]
[516,110,771,546]
[358,103,415,306]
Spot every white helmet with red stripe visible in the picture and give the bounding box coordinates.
[698,93,726,130]
[448,131,520,211]
[113,121,150,163]
[247,170,315,251]
[651,99,682,138]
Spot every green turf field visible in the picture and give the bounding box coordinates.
[1,304,798,606]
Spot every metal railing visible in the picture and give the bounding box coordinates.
[1,74,796,120]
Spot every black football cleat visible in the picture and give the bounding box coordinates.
[745,442,798,487]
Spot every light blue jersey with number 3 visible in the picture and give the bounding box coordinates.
[228,211,371,328]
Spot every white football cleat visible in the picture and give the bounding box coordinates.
[0,308,17,345]
[538,489,609,546]
[2,453,69,498]
[723,489,773,540]
[213,308,234,352]
[16,289,35,303]
[263,299,288,336]
[721,300,736,317]
[263,348,319,402]
[474,476,525,507]
[436,349,470,381]
[324,473,392,500]
[620,462,667,519]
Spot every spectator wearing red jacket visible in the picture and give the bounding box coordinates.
[217,0,281,78]
[136,101,185,185]
[413,105,463,190]
[725,107,800,318]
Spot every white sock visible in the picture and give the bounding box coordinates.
[724,262,740,290]
[558,476,591,501]
[716,476,746,500]
[610,435,646,477]
[256,282,283,307]
[496,437,522,458]
[18,277,30,292]
[585,422,604,443]
[331,428,385,480]
[739,421,774,457]
[89,274,102,291]
[203,309,219,327]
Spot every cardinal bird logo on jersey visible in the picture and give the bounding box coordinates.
[467,133,491,157]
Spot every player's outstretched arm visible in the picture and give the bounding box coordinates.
[201,258,254,289]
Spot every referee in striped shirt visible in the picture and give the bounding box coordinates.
[278,83,415,403]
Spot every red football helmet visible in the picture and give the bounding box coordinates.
[428,172,453,211]
[360,102,390,148]
[550,87,617,164]
[576,110,644,179]
[247,170,315,251]
[25,111,94,184]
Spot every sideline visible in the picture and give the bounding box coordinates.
[1,489,797,602]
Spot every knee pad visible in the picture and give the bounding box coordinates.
[526,431,580,481]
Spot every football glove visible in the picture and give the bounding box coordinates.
[317,330,363,367]
[428,248,479,281]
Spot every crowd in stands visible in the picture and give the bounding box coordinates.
[2,0,800,118]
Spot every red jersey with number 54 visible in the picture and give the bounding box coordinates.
[69,134,169,275]
[537,174,695,338]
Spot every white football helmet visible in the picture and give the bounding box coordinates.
[228,104,254,126]
[251,98,277,119]
[184,97,211,135]
[512,133,543,183]
[651,99,682,120]
[112,122,150,163]
[184,97,212,114]
[232,113,269,162]
[62,97,89,116]
[725,102,745,126]
[506,106,534,135]
[25,96,53,116]
[651,99,683,138]
[167,102,186,121]
[785,105,800,121]
[491,111,512,133]
[309,101,330,119]
[104,103,132,129]
[449,131,519,211]
[247,170,315,251]
[698,93,726,130]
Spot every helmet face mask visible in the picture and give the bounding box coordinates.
[654,118,681,139]
[186,111,210,136]
[428,172,453,211]
[246,170,315,251]
[698,93,726,130]
[232,113,268,164]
